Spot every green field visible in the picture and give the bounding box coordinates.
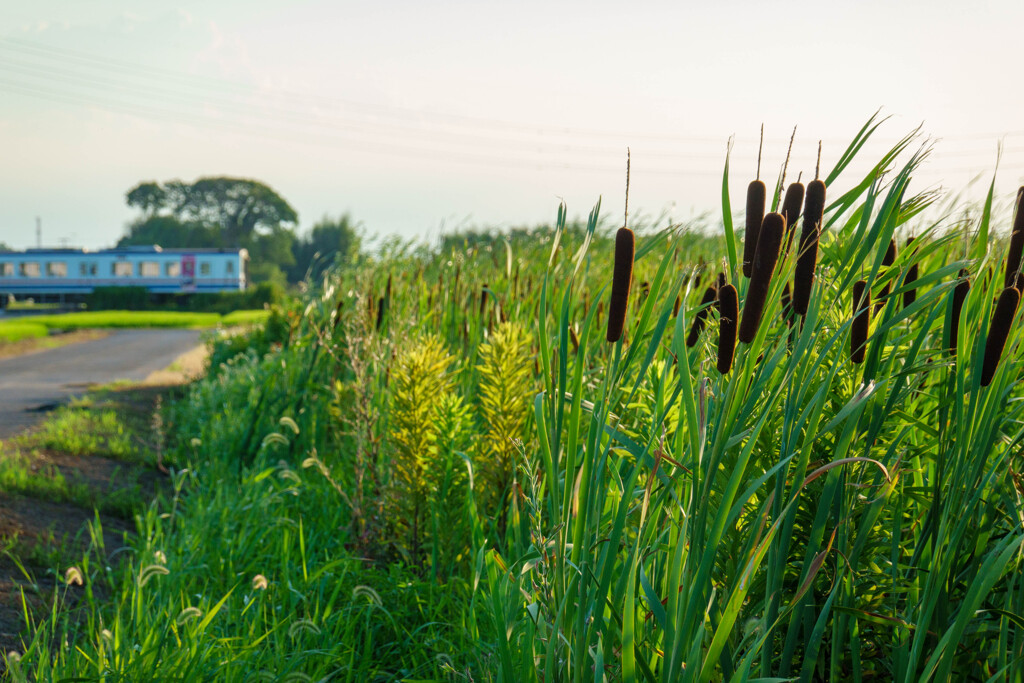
[0,321,48,342]
[11,116,1024,680]
[0,309,270,337]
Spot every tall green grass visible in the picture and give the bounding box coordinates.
[12,116,1024,681]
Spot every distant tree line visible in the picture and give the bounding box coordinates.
[120,177,360,286]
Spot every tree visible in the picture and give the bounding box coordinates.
[122,176,299,283]
[125,176,298,248]
[289,214,362,282]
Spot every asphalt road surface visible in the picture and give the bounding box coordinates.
[0,329,203,439]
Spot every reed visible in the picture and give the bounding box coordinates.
[739,212,784,343]
[606,227,635,343]
[743,180,766,277]
[852,279,870,363]
[687,285,719,347]
[781,281,793,325]
[981,286,1020,386]
[793,179,826,315]
[717,283,738,374]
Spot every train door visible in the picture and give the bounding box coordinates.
[182,254,196,292]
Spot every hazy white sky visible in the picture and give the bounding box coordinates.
[2,0,1023,249]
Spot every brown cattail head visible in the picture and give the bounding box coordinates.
[333,298,345,331]
[950,268,970,355]
[781,281,793,325]
[687,285,719,347]
[673,295,681,318]
[851,280,870,363]
[793,179,826,315]
[717,284,739,374]
[1005,189,1024,289]
[903,237,919,307]
[981,286,1021,386]
[739,212,785,344]
[876,239,898,315]
[480,284,489,315]
[781,182,805,253]
[375,296,385,331]
[717,272,727,291]
[569,325,580,354]
[385,274,393,301]
[607,227,635,343]
[743,180,767,278]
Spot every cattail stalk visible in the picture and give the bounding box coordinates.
[686,285,719,347]
[781,182,805,254]
[852,280,870,363]
[981,286,1020,386]
[606,227,635,343]
[739,212,785,343]
[793,179,826,315]
[717,284,738,374]
[743,180,767,278]
[949,269,970,355]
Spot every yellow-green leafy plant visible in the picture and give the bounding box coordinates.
[475,320,535,535]
[387,333,459,566]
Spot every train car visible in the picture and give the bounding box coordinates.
[0,245,248,304]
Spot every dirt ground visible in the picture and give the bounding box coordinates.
[0,341,208,659]
[0,329,109,360]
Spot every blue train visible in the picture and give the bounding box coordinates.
[0,245,248,304]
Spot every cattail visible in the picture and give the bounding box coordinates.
[375,296,385,331]
[332,299,344,331]
[672,295,681,318]
[851,279,870,363]
[743,180,766,278]
[385,274,393,302]
[606,227,635,343]
[569,325,580,353]
[903,237,919,307]
[480,284,488,315]
[876,238,897,314]
[949,269,970,355]
[781,182,805,253]
[717,284,738,374]
[686,285,719,347]
[739,212,785,344]
[1005,188,1024,289]
[981,286,1020,386]
[781,281,793,325]
[717,272,727,291]
[793,179,826,315]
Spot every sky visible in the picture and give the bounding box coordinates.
[2,0,1023,250]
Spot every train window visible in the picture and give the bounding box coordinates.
[79,263,97,276]
[47,262,67,277]
[112,262,134,277]
[20,262,40,277]
[165,262,181,277]
[199,262,211,276]
[140,262,160,277]
[0,263,11,277]
[226,261,234,274]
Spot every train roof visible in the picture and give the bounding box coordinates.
[6,246,247,257]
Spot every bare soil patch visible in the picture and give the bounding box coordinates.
[0,329,109,360]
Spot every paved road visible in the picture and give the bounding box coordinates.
[0,329,203,439]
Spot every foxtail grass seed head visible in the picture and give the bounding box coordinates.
[687,285,719,347]
[852,279,870,364]
[781,182,805,253]
[717,284,739,374]
[739,212,785,344]
[981,286,1021,386]
[794,179,826,315]
[606,227,635,343]
[903,237,918,307]
[743,180,767,278]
